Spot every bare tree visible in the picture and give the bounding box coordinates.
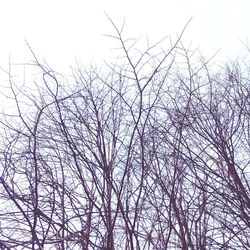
[0,20,250,249]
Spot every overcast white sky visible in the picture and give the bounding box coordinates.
[0,0,249,75]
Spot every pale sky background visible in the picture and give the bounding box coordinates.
[0,0,249,77]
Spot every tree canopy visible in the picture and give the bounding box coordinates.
[0,23,250,249]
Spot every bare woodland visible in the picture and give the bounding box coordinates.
[0,21,250,249]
